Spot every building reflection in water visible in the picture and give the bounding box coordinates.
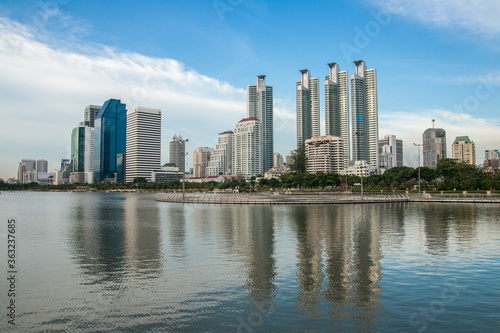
[232,206,277,316]
[68,193,162,287]
[289,204,383,327]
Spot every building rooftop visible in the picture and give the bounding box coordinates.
[238,117,260,123]
[453,136,473,144]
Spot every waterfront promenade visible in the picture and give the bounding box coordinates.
[156,193,500,205]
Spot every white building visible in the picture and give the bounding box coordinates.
[247,75,273,173]
[84,126,94,183]
[379,134,403,172]
[151,166,182,182]
[296,69,320,148]
[325,62,350,169]
[193,147,213,178]
[351,60,379,172]
[305,135,344,174]
[232,117,262,178]
[126,107,162,182]
[206,131,233,176]
[340,160,377,177]
[36,159,48,173]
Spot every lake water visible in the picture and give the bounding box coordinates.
[0,192,499,332]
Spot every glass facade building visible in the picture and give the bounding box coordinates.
[71,126,86,172]
[93,99,127,182]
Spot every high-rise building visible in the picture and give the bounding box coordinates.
[84,105,101,128]
[126,107,162,182]
[169,135,186,174]
[93,99,127,182]
[423,126,446,169]
[84,126,94,183]
[296,69,320,148]
[193,147,213,178]
[305,135,344,174]
[22,159,36,172]
[325,62,349,169]
[452,136,475,165]
[71,126,86,172]
[17,163,27,184]
[206,131,233,176]
[351,60,379,171]
[233,117,262,178]
[247,75,273,172]
[36,159,48,173]
[378,135,403,171]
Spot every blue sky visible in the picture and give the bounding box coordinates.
[1,0,499,179]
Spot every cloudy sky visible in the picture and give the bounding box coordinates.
[0,0,499,179]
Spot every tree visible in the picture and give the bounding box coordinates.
[288,147,307,173]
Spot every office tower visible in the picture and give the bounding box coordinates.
[93,98,127,182]
[305,135,344,174]
[71,126,86,172]
[273,153,284,170]
[247,75,273,172]
[169,135,186,174]
[124,107,161,182]
[325,62,349,169]
[296,69,320,148]
[17,163,27,184]
[193,147,213,178]
[22,159,36,172]
[378,135,403,171]
[452,136,475,165]
[36,159,48,173]
[351,60,379,171]
[206,131,233,176]
[84,105,101,127]
[423,123,446,169]
[233,117,262,177]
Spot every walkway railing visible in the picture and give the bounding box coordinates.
[155,193,411,205]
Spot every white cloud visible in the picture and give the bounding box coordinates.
[0,17,258,178]
[372,0,500,36]
[379,109,500,167]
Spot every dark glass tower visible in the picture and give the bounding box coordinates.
[93,99,127,182]
[71,126,86,172]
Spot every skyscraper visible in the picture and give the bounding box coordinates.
[84,105,101,127]
[169,135,186,174]
[296,69,319,148]
[36,159,48,173]
[233,117,262,177]
[351,60,379,171]
[325,62,349,169]
[247,75,273,172]
[452,136,475,165]
[93,98,127,182]
[126,107,162,182]
[423,125,446,169]
[71,126,86,172]
[206,131,233,176]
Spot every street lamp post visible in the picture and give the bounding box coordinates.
[413,143,423,196]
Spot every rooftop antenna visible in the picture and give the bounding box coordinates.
[432,119,435,129]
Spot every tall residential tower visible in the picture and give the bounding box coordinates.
[247,75,273,172]
[423,123,446,169]
[351,60,379,171]
[296,69,319,148]
[325,62,349,169]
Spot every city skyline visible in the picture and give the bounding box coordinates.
[1,1,500,179]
